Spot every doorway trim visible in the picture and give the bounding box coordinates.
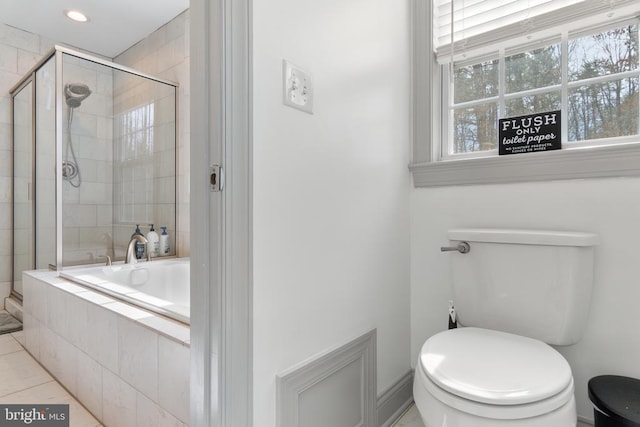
[190,0,252,425]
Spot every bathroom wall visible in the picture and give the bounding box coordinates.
[115,10,190,257]
[251,0,411,425]
[0,24,55,306]
[410,177,640,423]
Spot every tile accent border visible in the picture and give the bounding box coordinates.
[277,330,377,427]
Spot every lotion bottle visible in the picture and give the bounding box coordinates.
[146,224,159,257]
[159,226,170,256]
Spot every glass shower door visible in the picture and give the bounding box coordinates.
[12,81,34,297]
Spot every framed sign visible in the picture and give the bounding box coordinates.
[499,110,561,155]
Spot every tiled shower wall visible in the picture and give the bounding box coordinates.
[0,25,55,306]
[61,55,115,265]
[115,10,190,257]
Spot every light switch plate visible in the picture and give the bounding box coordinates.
[283,60,313,114]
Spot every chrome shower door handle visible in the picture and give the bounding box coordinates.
[440,242,471,254]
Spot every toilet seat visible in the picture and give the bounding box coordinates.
[417,327,574,419]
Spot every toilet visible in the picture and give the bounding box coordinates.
[413,229,599,427]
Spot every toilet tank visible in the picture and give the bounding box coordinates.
[448,229,598,346]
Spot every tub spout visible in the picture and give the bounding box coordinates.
[125,235,150,264]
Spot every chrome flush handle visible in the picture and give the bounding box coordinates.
[440,242,471,254]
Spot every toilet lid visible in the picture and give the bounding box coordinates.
[419,327,572,405]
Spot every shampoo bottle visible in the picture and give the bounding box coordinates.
[159,226,170,256]
[146,224,159,257]
[131,224,145,259]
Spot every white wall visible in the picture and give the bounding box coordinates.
[251,0,412,425]
[410,176,640,422]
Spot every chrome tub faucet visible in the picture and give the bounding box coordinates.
[125,235,150,264]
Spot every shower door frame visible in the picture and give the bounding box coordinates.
[10,45,180,298]
[9,75,37,302]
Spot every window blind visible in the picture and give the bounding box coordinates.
[434,0,639,62]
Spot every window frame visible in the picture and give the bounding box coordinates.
[410,0,640,187]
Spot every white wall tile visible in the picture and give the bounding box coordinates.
[22,312,41,361]
[102,368,137,427]
[158,336,189,424]
[76,349,103,421]
[0,25,40,52]
[118,317,158,401]
[39,326,78,395]
[85,303,119,373]
[23,275,46,322]
[0,281,10,303]
[0,44,17,72]
[45,285,71,340]
[137,391,185,427]
[17,49,41,75]
[66,292,89,351]
[114,10,190,252]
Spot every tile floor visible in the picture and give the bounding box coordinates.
[0,313,101,427]
[393,403,425,427]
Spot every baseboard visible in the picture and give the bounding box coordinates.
[4,297,23,322]
[578,414,594,426]
[377,370,414,427]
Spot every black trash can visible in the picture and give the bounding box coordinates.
[588,375,640,427]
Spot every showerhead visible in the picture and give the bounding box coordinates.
[65,83,92,108]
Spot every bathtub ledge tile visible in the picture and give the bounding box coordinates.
[75,289,116,305]
[50,280,88,294]
[103,301,154,321]
[138,315,190,346]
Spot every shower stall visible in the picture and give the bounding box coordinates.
[10,46,178,299]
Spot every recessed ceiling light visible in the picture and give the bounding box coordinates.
[65,9,89,23]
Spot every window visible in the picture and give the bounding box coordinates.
[411,0,640,186]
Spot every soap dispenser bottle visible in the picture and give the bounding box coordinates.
[131,224,145,259]
[159,226,170,256]
[146,224,160,257]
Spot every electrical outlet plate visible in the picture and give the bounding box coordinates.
[283,60,313,114]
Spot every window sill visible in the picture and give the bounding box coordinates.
[409,143,640,187]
